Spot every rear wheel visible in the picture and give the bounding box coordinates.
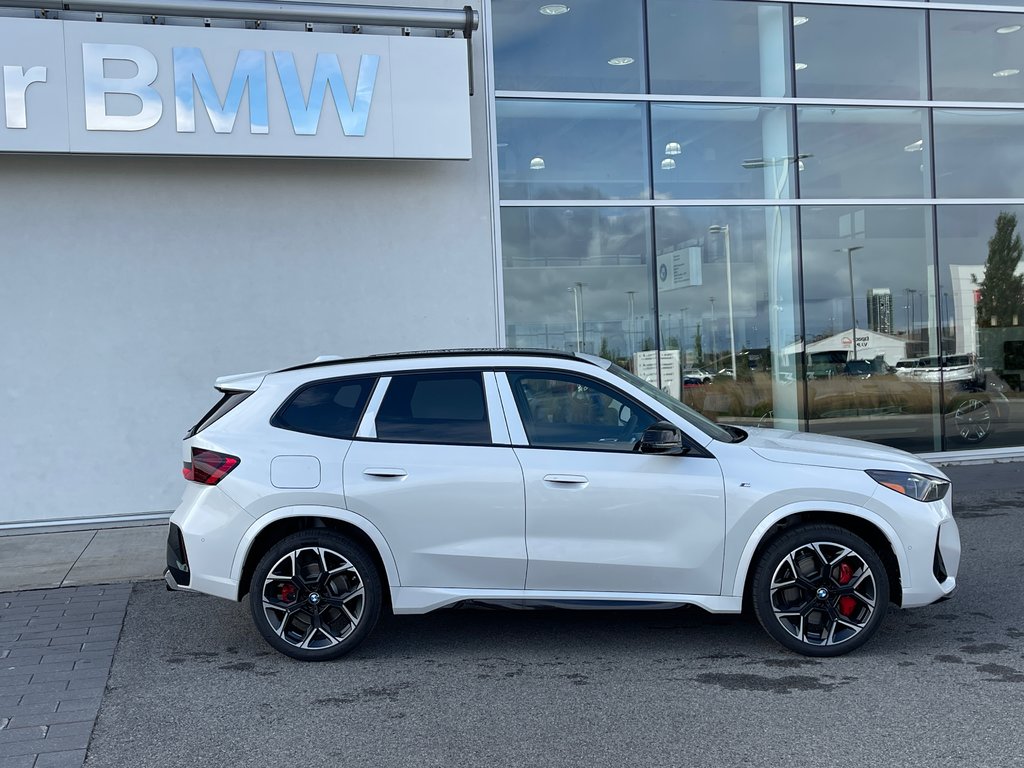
[249,530,382,661]
[751,524,889,657]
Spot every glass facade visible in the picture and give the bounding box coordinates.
[493,0,1024,453]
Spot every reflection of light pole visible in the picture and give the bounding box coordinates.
[708,296,718,365]
[568,283,585,353]
[681,306,690,364]
[708,225,737,379]
[907,288,918,344]
[626,290,636,358]
[834,246,864,360]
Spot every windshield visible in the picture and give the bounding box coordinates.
[608,363,733,442]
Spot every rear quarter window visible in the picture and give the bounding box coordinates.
[271,377,375,439]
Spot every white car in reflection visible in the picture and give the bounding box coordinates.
[166,349,960,660]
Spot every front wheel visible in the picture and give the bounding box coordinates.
[249,530,382,661]
[751,524,889,657]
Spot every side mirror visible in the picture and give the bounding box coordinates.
[638,421,688,455]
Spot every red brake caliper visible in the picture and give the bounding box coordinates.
[279,583,298,604]
[837,562,857,617]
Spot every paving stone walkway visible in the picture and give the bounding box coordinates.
[0,585,131,768]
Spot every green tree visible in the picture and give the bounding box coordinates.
[975,212,1024,327]
[693,322,704,365]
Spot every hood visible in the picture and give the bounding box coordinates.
[743,428,947,476]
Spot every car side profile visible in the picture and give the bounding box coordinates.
[166,349,960,660]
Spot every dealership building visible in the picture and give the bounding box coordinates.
[3,0,1024,529]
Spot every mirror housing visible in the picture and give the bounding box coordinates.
[638,421,688,455]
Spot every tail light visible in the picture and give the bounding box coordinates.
[183,448,240,485]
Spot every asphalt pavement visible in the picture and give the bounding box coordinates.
[85,462,1024,768]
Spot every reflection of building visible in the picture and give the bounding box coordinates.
[866,289,893,334]
[784,328,908,368]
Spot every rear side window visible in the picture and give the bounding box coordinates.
[188,392,252,437]
[375,371,490,445]
[272,377,375,439]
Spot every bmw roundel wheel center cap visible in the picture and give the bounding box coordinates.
[816,587,829,600]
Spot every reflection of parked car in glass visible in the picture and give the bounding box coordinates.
[682,368,714,383]
[894,353,985,389]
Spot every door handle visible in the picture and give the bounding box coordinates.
[543,474,588,485]
[363,468,408,478]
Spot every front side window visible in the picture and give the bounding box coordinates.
[272,377,375,439]
[507,370,657,450]
[375,372,491,445]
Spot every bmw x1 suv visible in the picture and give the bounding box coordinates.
[166,349,960,660]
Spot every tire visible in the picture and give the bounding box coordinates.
[249,530,382,661]
[751,524,889,657]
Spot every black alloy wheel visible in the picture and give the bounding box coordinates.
[751,524,889,657]
[249,530,382,661]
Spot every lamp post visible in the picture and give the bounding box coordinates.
[834,246,864,360]
[906,288,918,344]
[708,224,737,379]
[626,290,636,358]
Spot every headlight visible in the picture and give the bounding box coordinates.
[866,470,950,502]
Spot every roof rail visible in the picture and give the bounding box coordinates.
[277,348,595,374]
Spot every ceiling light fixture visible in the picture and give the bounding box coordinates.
[608,56,635,66]
[993,68,1021,77]
[529,156,546,170]
[661,158,677,170]
[793,15,809,26]
[904,139,924,152]
[539,4,570,15]
[665,141,682,155]
[795,62,808,71]
[997,24,1021,34]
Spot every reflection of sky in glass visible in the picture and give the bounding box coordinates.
[497,100,648,199]
[797,107,930,198]
[648,0,789,97]
[651,104,794,200]
[492,0,645,93]
[793,4,925,100]
[935,110,1024,198]
[932,10,1024,102]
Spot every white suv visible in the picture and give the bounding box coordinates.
[166,349,960,660]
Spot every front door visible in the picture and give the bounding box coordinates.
[502,369,726,595]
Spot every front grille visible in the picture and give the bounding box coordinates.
[166,523,191,587]
[933,532,948,583]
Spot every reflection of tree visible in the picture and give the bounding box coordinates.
[694,322,704,365]
[975,212,1024,327]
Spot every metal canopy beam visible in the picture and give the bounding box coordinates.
[0,0,478,34]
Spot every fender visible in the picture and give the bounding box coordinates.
[728,501,910,598]
[229,504,402,595]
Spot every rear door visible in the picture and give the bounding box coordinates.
[342,369,527,589]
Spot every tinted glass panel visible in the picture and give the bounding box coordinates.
[800,206,940,452]
[648,0,789,97]
[654,206,802,430]
[934,110,1024,198]
[508,370,657,450]
[793,5,926,99]
[497,100,649,200]
[932,10,1024,102]
[492,0,645,93]
[502,207,654,360]
[937,205,1024,450]
[376,372,490,445]
[272,377,374,439]
[651,104,795,200]
[797,108,930,199]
